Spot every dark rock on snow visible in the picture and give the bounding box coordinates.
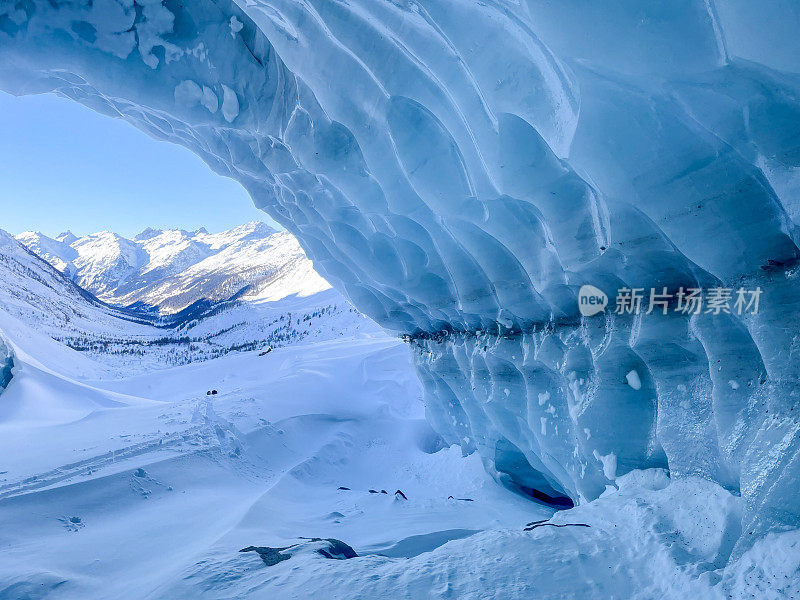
[241,538,358,567]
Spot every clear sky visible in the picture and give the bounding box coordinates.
[0,91,280,238]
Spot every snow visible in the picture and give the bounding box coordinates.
[174,80,205,110]
[15,229,77,275]
[0,325,545,598]
[221,84,239,123]
[0,322,795,599]
[592,450,618,481]
[229,16,244,39]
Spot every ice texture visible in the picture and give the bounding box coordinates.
[1,0,800,554]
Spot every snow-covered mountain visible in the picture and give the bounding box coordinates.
[0,229,154,339]
[1,228,377,374]
[16,222,329,315]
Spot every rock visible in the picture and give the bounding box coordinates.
[241,538,358,567]
[240,545,293,567]
[303,538,358,560]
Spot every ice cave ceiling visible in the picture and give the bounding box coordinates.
[1,0,800,554]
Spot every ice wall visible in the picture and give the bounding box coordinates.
[0,336,13,393]
[1,0,799,555]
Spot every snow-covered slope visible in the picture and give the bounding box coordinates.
[0,229,155,341]
[69,230,148,297]
[17,222,330,314]
[14,230,78,276]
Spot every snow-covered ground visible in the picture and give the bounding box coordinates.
[0,308,795,599]
[0,309,543,598]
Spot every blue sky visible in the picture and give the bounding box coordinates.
[0,92,280,238]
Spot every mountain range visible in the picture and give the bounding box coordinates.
[15,222,329,315]
[1,225,376,374]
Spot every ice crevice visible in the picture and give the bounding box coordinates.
[1,0,800,556]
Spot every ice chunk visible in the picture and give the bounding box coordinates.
[625,370,642,390]
[174,80,203,108]
[221,85,239,123]
[229,16,243,38]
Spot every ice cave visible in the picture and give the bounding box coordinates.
[1,0,800,596]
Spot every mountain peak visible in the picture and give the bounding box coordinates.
[17,230,46,240]
[134,227,163,242]
[56,231,78,244]
[232,221,276,237]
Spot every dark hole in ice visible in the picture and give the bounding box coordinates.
[518,485,575,508]
[494,438,575,509]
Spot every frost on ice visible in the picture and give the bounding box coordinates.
[1,0,800,560]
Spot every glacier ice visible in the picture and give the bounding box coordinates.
[0,335,12,393]
[1,0,800,557]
